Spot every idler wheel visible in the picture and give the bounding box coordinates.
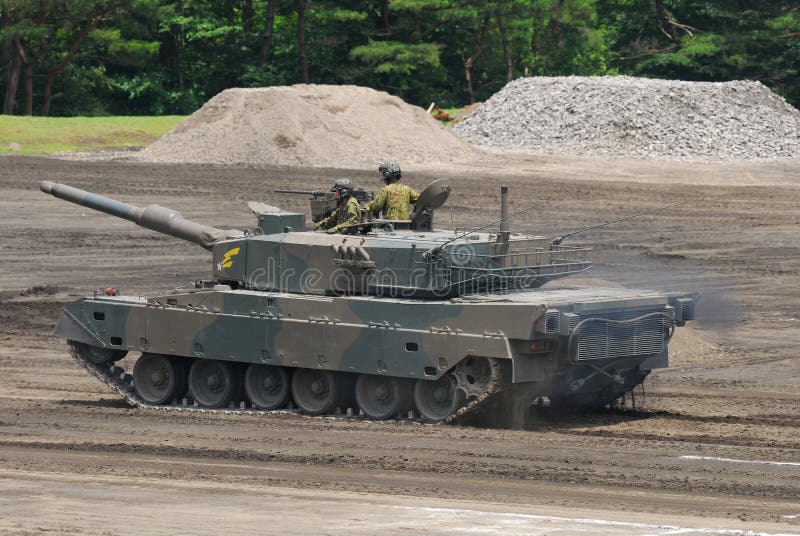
[188,359,241,408]
[244,364,291,410]
[291,369,347,416]
[355,374,412,420]
[452,357,493,399]
[133,354,187,405]
[414,374,465,423]
[70,340,127,364]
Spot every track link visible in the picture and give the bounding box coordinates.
[446,357,506,424]
[68,341,507,422]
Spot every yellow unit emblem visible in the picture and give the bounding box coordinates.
[220,247,240,269]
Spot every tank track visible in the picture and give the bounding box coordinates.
[446,357,506,424]
[67,341,507,422]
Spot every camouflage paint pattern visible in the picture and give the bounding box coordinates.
[42,180,698,408]
[315,196,360,233]
[53,284,682,399]
[211,230,591,299]
[365,182,420,220]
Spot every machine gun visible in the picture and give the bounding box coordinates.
[274,189,328,198]
[275,188,374,222]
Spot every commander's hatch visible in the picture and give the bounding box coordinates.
[410,178,451,231]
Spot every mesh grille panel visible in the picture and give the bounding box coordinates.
[676,298,695,321]
[574,312,669,361]
[545,310,560,334]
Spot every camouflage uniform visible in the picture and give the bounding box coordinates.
[365,182,420,220]
[315,196,360,233]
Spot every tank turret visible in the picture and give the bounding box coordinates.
[41,180,591,298]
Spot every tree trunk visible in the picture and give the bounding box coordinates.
[530,3,544,67]
[259,0,277,66]
[548,0,563,44]
[174,0,185,92]
[297,0,309,83]
[464,62,475,104]
[23,63,33,115]
[174,33,185,92]
[13,37,35,115]
[41,74,55,117]
[40,77,64,117]
[653,0,674,39]
[463,14,490,104]
[0,12,14,115]
[380,0,389,33]
[40,17,97,116]
[3,39,21,115]
[0,11,10,84]
[3,57,20,115]
[242,0,255,37]
[495,9,513,81]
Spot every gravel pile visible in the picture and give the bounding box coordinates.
[137,85,479,168]
[453,76,800,160]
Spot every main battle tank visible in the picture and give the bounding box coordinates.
[41,180,697,423]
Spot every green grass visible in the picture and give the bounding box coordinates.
[0,115,186,154]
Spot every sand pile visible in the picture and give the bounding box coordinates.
[137,85,479,167]
[453,76,800,160]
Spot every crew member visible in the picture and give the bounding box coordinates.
[365,160,419,220]
[314,178,360,234]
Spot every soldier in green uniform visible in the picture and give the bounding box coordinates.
[365,161,420,220]
[314,178,361,234]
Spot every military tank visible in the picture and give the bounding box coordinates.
[41,180,697,423]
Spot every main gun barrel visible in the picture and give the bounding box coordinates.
[40,181,241,249]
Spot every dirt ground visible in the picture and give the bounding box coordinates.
[0,154,799,534]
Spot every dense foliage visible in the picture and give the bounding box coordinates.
[1,0,798,116]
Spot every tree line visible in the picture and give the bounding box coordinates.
[1,0,798,117]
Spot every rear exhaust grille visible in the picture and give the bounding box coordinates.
[572,311,671,361]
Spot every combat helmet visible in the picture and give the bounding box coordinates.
[378,161,401,183]
[331,178,354,197]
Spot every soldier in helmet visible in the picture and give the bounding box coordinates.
[314,178,361,234]
[365,160,420,220]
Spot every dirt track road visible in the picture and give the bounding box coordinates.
[1,155,799,534]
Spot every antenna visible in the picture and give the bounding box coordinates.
[429,194,541,257]
[550,201,687,245]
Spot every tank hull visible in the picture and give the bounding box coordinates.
[54,285,685,420]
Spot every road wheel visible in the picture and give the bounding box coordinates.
[355,374,412,420]
[188,359,241,408]
[244,364,291,410]
[133,353,187,405]
[291,369,346,416]
[414,374,465,423]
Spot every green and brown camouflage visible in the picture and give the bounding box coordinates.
[365,182,420,220]
[314,196,360,233]
[41,179,698,423]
